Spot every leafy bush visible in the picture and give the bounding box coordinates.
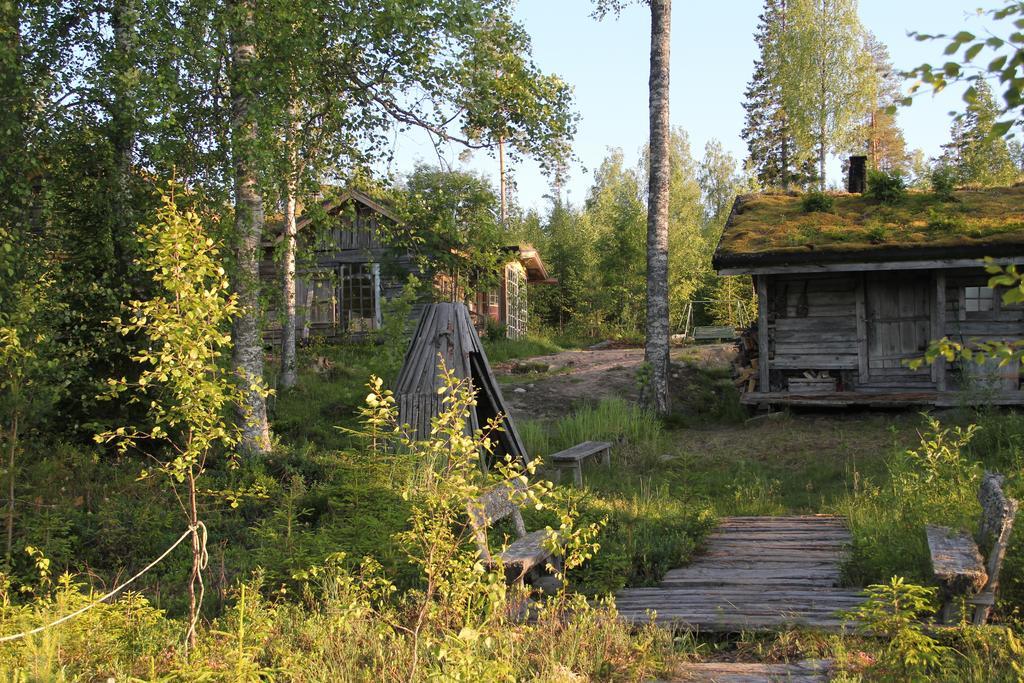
[0,371,674,680]
[931,166,958,202]
[868,170,907,205]
[801,190,834,213]
[838,417,981,586]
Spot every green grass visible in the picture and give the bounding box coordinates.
[13,329,1024,679]
[269,341,403,449]
[481,334,563,363]
[520,397,664,458]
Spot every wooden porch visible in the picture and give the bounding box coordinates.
[741,390,1024,409]
[616,516,863,632]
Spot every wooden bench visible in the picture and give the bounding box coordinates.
[467,482,561,585]
[550,440,612,486]
[693,325,736,342]
[926,471,1018,625]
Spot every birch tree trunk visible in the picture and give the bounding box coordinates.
[645,0,671,416]
[280,121,299,390]
[229,0,272,455]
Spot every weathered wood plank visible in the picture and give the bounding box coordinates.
[666,659,833,683]
[549,440,611,463]
[926,525,987,596]
[933,272,947,389]
[856,274,869,382]
[617,516,861,633]
[717,257,1012,277]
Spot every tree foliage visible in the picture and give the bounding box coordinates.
[907,2,1024,138]
[776,0,877,188]
[938,79,1019,186]
[96,195,259,646]
[741,0,817,190]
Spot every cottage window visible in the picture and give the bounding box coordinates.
[964,286,994,314]
[487,290,499,309]
[341,263,380,331]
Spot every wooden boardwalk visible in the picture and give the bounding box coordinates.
[667,659,833,682]
[617,516,863,632]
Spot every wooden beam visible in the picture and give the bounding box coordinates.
[718,257,1021,277]
[757,275,770,392]
[855,275,869,384]
[933,271,947,391]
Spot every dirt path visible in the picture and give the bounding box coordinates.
[494,344,736,422]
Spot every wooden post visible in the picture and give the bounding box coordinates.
[855,275,868,385]
[933,271,947,391]
[756,275,770,392]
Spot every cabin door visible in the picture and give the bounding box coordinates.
[865,274,933,387]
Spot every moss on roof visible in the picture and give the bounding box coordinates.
[715,185,1024,268]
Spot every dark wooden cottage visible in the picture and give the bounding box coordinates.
[713,185,1024,408]
[261,189,550,343]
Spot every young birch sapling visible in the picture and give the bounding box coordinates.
[96,195,266,648]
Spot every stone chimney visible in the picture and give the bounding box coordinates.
[848,155,867,194]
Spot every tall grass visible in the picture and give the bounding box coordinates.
[521,398,663,458]
[834,417,982,586]
[517,398,713,595]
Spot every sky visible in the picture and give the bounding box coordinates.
[386,1,994,213]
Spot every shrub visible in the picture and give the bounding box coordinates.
[801,191,834,213]
[846,577,952,679]
[931,166,958,202]
[838,416,981,586]
[867,170,907,205]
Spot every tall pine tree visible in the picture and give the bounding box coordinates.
[741,0,815,190]
[861,33,909,174]
[940,79,1018,187]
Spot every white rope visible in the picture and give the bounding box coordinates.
[186,521,208,646]
[0,524,201,644]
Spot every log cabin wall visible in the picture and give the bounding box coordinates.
[767,273,860,374]
[943,268,1024,391]
[761,267,1024,397]
[765,271,940,392]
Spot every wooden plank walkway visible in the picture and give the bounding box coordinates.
[666,659,833,682]
[617,516,863,632]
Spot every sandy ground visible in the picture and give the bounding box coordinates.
[493,344,736,421]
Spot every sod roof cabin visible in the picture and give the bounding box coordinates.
[713,180,1024,408]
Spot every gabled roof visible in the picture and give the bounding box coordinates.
[713,185,1024,271]
[265,187,399,244]
[501,244,553,284]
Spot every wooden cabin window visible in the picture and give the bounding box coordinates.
[340,263,380,330]
[964,286,995,315]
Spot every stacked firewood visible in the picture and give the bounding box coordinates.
[732,324,759,393]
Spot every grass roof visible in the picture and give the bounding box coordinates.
[714,185,1024,269]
